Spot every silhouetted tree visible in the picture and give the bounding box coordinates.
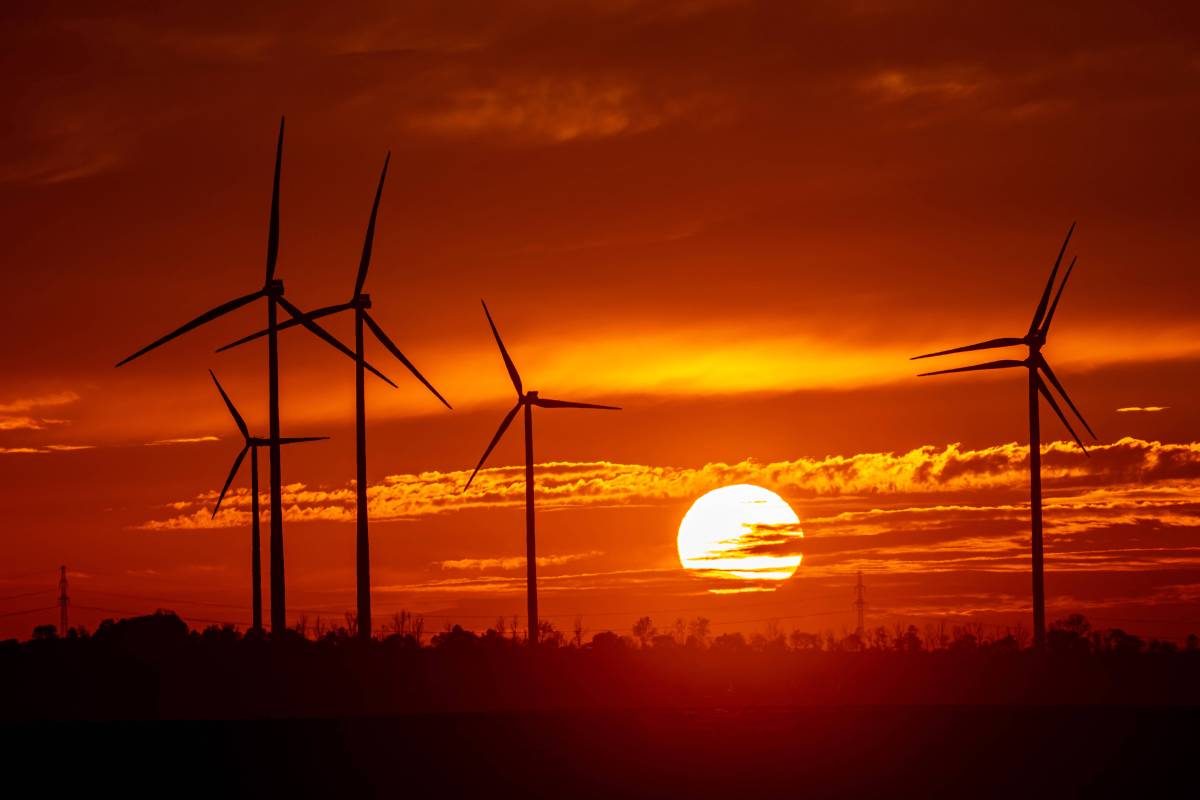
[651,633,678,650]
[432,624,478,650]
[32,624,57,640]
[538,619,564,647]
[869,626,890,651]
[1048,614,1092,654]
[789,630,822,652]
[895,626,923,654]
[632,616,656,648]
[588,630,624,653]
[687,617,711,647]
[712,632,747,653]
[1100,628,1144,654]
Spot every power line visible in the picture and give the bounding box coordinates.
[0,605,59,619]
[0,568,58,582]
[0,589,54,602]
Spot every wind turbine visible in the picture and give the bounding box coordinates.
[218,152,451,640]
[911,222,1095,648]
[464,301,620,643]
[208,370,327,632]
[115,117,391,634]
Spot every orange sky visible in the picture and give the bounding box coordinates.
[2,2,1199,640]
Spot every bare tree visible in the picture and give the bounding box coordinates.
[572,616,585,649]
[345,611,359,639]
[1013,622,1030,650]
[688,616,711,646]
[538,619,564,647]
[632,616,656,648]
[294,613,309,640]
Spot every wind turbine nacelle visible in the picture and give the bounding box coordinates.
[353,294,373,309]
[266,279,285,297]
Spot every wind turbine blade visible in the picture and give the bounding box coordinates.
[1037,355,1096,439]
[208,369,249,439]
[1028,221,1075,335]
[265,116,284,283]
[363,311,452,409]
[276,436,329,445]
[215,302,351,352]
[354,152,390,297]
[1037,376,1088,455]
[911,337,1026,361]
[115,289,265,367]
[464,402,522,491]
[917,359,1026,377]
[213,445,250,518]
[277,297,398,388]
[481,300,522,395]
[531,397,621,411]
[1039,257,1077,338]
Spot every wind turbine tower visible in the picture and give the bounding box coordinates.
[912,223,1095,648]
[854,571,865,636]
[58,565,68,635]
[464,301,620,643]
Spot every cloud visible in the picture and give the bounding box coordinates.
[140,437,1200,530]
[0,392,80,432]
[407,77,708,143]
[0,444,93,455]
[438,551,605,571]
[0,417,49,431]
[1117,406,1169,413]
[146,436,220,446]
[859,68,982,103]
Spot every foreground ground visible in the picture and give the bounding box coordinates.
[4,706,1194,796]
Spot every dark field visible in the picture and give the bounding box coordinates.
[4,706,1195,797]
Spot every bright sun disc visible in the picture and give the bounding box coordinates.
[677,484,803,582]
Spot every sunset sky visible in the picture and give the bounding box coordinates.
[2,2,1199,641]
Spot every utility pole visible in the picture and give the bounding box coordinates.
[854,571,866,636]
[58,565,69,635]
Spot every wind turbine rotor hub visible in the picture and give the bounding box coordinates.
[266,279,285,297]
[353,294,372,309]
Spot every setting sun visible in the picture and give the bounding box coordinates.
[677,484,803,583]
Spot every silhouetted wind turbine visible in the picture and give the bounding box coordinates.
[115,118,387,634]
[209,370,327,632]
[464,301,620,644]
[911,223,1095,649]
[218,152,451,640]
